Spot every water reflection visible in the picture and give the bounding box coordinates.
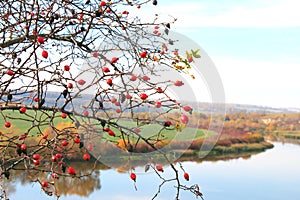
[5,141,299,200]
[266,133,300,146]
[2,162,103,198]
[1,147,269,199]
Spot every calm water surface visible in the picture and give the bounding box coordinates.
[8,142,300,200]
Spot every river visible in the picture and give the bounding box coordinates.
[7,142,300,200]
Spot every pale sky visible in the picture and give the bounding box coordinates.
[138,0,300,108]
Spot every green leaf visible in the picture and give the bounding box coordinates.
[194,54,201,58]
[191,49,201,58]
[191,49,200,54]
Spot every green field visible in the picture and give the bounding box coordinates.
[112,120,215,141]
[0,110,215,142]
[0,110,73,135]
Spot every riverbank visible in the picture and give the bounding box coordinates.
[66,139,274,168]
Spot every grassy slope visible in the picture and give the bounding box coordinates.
[0,110,273,161]
[112,120,216,141]
[0,110,70,135]
[0,110,214,142]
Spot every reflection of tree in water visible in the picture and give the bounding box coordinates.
[54,162,102,197]
[55,171,100,197]
[0,170,26,198]
[267,133,300,146]
[1,150,264,199]
[3,161,102,198]
[1,180,16,198]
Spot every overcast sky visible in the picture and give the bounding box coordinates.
[140,0,300,108]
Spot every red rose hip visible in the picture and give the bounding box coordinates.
[42,50,48,59]
[74,136,81,143]
[61,140,68,146]
[61,113,67,119]
[5,122,11,128]
[77,79,86,85]
[64,65,70,71]
[184,172,189,181]
[183,106,192,112]
[19,107,26,113]
[20,144,26,151]
[130,75,137,81]
[6,70,14,76]
[181,114,189,124]
[83,110,89,116]
[83,153,91,161]
[102,67,110,73]
[33,154,40,160]
[130,172,136,182]
[37,37,45,44]
[106,78,113,86]
[67,83,73,89]
[33,159,40,166]
[155,101,162,108]
[142,75,150,81]
[156,165,164,172]
[140,51,147,58]
[68,167,76,175]
[41,181,49,188]
[108,130,115,136]
[140,93,148,100]
[110,57,118,64]
[174,80,184,87]
[100,1,106,6]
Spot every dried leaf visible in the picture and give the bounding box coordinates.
[145,164,150,172]
[120,93,126,103]
[164,28,169,35]
[166,23,170,29]
[168,39,174,45]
